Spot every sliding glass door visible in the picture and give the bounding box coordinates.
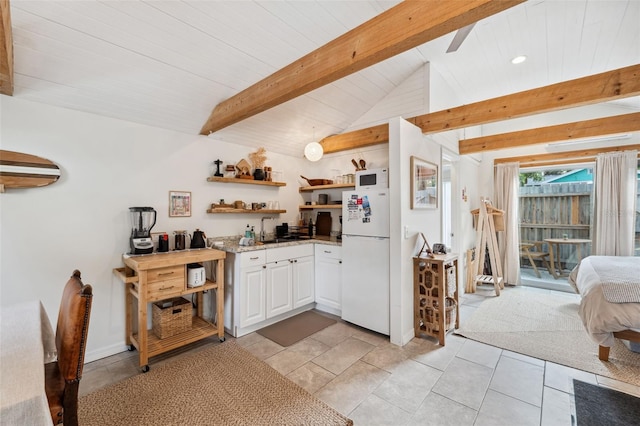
[519,165,593,290]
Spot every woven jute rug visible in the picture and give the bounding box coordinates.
[79,342,352,425]
[455,289,640,387]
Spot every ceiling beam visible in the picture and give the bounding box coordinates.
[200,0,525,135]
[320,64,640,154]
[459,112,640,155]
[0,0,13,96]
[493,144,640,168]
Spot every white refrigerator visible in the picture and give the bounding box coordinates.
[341,189,390,335]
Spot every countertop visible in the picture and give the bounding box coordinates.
[215,236,341,253]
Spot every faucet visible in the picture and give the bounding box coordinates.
[260,217,274,242]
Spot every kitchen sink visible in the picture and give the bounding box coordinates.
[259,240,283,245]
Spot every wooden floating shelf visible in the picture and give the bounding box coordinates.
[207,209,286,214]
[299,205,342,210]
[207,176,286,187]
[299,183,354,192]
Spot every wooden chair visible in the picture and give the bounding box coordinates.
[44,270,93,426]
[520,242,551,278]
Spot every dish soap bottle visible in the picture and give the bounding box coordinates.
[245,224,251,238]
[250,226,256,240]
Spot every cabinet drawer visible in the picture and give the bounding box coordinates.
[315,244,342,260]
[147,265,184,283]
[267,244,313,263]
[240,251,266,267]
[147,277,185,299]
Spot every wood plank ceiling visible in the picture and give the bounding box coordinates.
[3,1,639,157]
[200,0,524,135]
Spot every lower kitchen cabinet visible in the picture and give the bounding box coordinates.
[293,255,315,308]
[266,260,293,318]
[225,244,315,337]
[314,244,342,315]
[240,263,266,327]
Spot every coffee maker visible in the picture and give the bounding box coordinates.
[129,207,157,254]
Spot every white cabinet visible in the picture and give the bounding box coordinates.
[315,244,342,315]
[266,260,293,318]
[240,264,266,327]
[293,256,315,308]
[225,251,267,333]
[266,244,314,316]
[225,244,315,337]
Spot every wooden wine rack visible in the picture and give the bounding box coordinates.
[413,253,459,346]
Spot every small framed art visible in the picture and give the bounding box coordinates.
[411,156,438,209]
[169,190,191,217]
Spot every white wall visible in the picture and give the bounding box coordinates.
[388,117,443,345]
[0,96,310,361]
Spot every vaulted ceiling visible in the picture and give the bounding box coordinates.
[3,0,639,158]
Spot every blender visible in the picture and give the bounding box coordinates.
[129,207,157,254]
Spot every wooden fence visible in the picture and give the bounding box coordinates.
[519,182,592,269]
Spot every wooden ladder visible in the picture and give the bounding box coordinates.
[470,199,504,296]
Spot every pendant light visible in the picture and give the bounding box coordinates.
[304,127,323,161]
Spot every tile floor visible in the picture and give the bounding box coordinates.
[80,286,640,425]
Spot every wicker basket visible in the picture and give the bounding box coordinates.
[445,297,457,330]
[152,297,192,339]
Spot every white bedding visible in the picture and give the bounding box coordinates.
[574,256,640,347]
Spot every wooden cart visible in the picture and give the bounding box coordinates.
[113,249,226,372]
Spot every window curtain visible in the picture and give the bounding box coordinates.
[494,162,520,285]
[593,150,638,256]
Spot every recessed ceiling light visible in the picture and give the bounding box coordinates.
[511,55,527,64]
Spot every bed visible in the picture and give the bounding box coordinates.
[571,256,640,361]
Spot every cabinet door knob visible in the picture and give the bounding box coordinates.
[339,260,342,264]
[262,265,266,269]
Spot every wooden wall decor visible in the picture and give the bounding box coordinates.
[0,150,61,192]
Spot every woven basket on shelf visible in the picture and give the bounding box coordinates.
[445,297,457,330]
[152,297,192,339]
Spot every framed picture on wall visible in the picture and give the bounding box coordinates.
[411,156,438,209]
[169,190,191,217]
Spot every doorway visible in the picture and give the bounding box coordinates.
[441,150,459,253]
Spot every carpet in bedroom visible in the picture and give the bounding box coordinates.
[455,288,640,386]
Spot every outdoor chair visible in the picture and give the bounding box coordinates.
[520,242,551,278]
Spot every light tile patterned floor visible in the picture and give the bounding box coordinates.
[80,286,640,425]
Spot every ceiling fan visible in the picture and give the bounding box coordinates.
[446,23,476,53]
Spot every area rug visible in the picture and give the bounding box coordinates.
[78,342,352,425]
[257,310,336,346]
[455,289,640,387]
[573,379,640,426]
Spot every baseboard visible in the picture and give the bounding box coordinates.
[315,303,341,317]
[400,328,416,346]
[84,342,129,363]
